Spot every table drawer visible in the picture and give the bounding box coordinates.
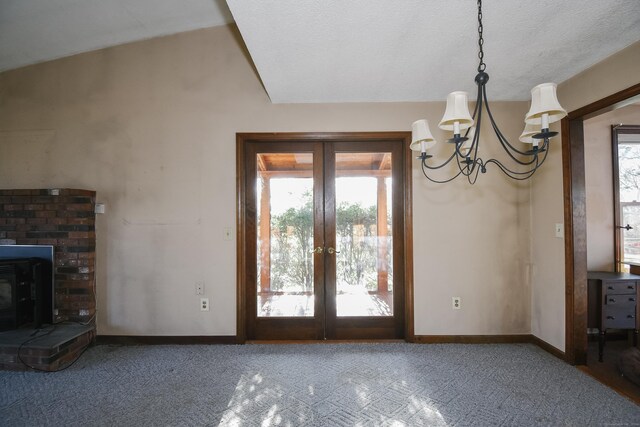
[603,307,636,329]
[603,281,636,294]
[604,294,637,307]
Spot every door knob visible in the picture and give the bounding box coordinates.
[327,247,340,254]
[309,246,324,254]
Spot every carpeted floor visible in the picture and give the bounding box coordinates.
[1,343,638,426]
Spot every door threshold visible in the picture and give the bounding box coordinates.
[246,339,406,345]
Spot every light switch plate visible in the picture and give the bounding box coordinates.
[555,223,564,238]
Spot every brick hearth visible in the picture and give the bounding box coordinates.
[0,189,97,371]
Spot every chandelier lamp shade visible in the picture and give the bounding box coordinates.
[411,0,567,184]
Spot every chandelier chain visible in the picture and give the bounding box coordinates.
[477,0,486,72]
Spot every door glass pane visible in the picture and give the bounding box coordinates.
[618,137,640,264]
[335,153,393,317]
[257,153,314,317]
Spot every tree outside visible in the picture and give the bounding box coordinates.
[270,195,314,292]
[266,179,392,293]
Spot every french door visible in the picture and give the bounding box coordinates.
[238,133,410,340]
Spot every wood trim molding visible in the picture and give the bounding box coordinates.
[612,126,622,272]
[562,82,640,365]
[562,116,588,365]
[413,334,565,360]
[413,335,532,344]
[529,335,565,360]
[403,135,415,342]
[236,136,247,343]
[235,132,411,142]
[94,334,565,361]
[247,339,405,344]
[96,335,239,345]
[561,116,575,363]
[567,83,640,121]
[236,132,414,341]
[612,125,640,272]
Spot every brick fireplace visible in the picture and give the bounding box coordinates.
[0,189,96,370]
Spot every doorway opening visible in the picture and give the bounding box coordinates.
[562,84,640,404]
[236,133,414,342]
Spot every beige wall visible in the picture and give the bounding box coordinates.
[0,24,531,336]
[584,105,640,272]
[531,41,640,351]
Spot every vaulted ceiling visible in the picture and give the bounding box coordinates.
[0,0,234,73]
[1,0,639,103]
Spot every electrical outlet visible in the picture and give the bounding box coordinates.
[200,298,209,311]
[452,297,461,310]
[195,282,204,295]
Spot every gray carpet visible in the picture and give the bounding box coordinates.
[1,343,638,426]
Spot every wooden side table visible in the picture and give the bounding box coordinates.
[587,271,639,362]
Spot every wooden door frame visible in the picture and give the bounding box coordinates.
[236,132,414,343]
[612,125,640,272]
[324,139,406,340]
[563,83,640,364]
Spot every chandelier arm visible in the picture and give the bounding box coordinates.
[532,140,551,168]
[456,158,474,177]
[467,159,483,184]
[488,118,541,166]
[486,114,542,166]
[483,147,549,180]
[421,150,458,170]
[458,86,483,161]
[470,90,483,161]
[470,85,482,121]
[421,159,463,183]
[483,159,539,181]
[481,85,540,161]
[454,87,483,173]
[455,122,479,177]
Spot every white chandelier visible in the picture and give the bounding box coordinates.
[411,0,567,184]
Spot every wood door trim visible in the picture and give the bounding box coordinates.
[323,141,337,338]
[612,125,640,272]
[612,126,621,272]
[243,140,325,340]
[236,132,414,342]
[236,136,247,343]
[403,133,415,341]
[562,83,640,364]
[325,139,406,339]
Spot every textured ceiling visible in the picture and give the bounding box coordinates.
[2,1,639,104]
[0,0,234,72]
[227,0,640,103]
